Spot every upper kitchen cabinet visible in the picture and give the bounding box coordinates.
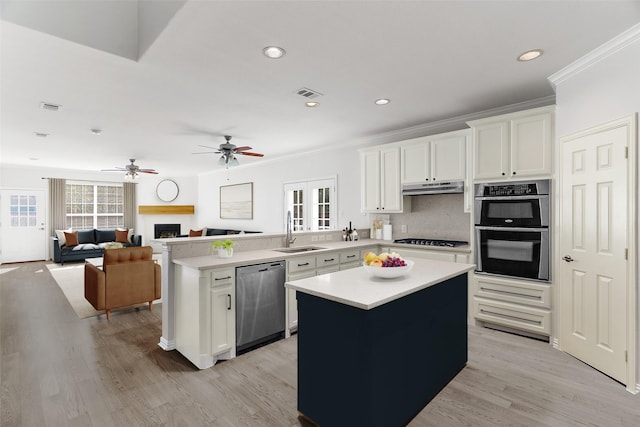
[360,145,405,213]
[400,129,468,184]
[468,106,555,182]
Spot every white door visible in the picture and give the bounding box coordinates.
[0,189,47,263]
[559,118,632,386]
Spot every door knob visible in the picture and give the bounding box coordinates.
[562,255,574,262]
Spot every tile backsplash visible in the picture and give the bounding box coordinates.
[373,193,470,242]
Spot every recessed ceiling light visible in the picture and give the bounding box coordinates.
[305,102,319,108]
[90,129,102,135]
[263,46,286,59]
[375,98,390,105]
[517,49,543,62]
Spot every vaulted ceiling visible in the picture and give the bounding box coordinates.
[2,1,639,176]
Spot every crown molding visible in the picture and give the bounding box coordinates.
[548,23,640,89]
[359,95,556,147]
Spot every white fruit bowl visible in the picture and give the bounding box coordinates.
[362,259,414,279]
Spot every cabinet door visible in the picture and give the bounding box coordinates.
[210,284,233,355]
[360,150,381,212]
[510,112,552,177]
[401,139,430,183]
[431,134,466,182]
[473,121,509,180]
[380,147,402,212]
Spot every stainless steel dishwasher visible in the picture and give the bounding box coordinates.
[235,260,286,353]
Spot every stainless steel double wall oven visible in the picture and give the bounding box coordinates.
[474,180,551,282]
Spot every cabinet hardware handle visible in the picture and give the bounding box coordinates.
[512,171,516,175]
[562,255,574,262]
[259,268,268,272]
[501,172,506,176]
[215,276,232,281]
[227,294,232,310]
[298,262,310,267]
[347,255,356,258]
[479,287,542,300]
[324,258,335,262]
[432,178,436,180]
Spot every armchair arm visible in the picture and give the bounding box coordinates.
[154,263,162,300]
[84,263,106,310]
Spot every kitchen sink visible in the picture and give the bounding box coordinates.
[273,246,326,253]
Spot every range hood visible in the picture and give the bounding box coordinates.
[402,181,464,195]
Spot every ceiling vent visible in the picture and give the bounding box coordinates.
[39,102,60,111]
[34,132,49,138]
[294,87,323,99]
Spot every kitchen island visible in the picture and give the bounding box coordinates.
[286,258,474,427]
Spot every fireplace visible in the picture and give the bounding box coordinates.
[154,224,181,239]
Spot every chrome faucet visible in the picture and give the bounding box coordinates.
[286,210,296,247]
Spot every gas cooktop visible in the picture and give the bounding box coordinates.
[393,238,468,248]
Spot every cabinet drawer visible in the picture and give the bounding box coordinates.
[340,250,360,264]
[473,297,551,336]
[340,261,361,271]
[211,269,235,287]
[288,256,316,274]
[316,253,339,269]
[287,270,316,282]
[473,275,551,308]
[317,265,340,275]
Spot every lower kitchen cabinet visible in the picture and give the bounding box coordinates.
[471,274,551,336]
[175,265,236,369]
[382,246,469,264]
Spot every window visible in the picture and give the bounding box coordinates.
[284,177,336,232]
[66,183,124,229]
[9,194,37,227]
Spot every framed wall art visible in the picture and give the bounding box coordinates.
[220,182,253,219]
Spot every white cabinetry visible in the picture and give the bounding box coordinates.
[471,274,551,337]
[400,130,467,184]
[175,265,235,369]
[360,145,405,213]
[468,106,554,181]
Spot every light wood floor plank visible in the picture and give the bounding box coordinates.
[1,261,639,426]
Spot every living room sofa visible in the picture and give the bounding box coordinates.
[52,228,142,264]
[177,228,262,237]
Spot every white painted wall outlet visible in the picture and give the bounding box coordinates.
[311,235,318,242]
[401,224,407,233]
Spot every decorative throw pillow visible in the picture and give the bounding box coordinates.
[55,229,70,247]
[116,228,134,243]
[189,229,203,237]
[115,229,129,243]
[63,231,79,247]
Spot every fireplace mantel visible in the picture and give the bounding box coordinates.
[138,205,195,215]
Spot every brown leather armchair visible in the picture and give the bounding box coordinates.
[84,246,161,320]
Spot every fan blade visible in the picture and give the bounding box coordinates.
[239,151,264,157]
[101,167,127,171]
[192,151,220,155]
[139,170,159,174]
[233,146,253,152]
[198,144,219,150]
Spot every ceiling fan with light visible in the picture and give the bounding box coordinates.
[192,135,264,167]
[101,159,158,178]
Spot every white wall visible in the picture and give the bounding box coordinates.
[196,145,369,234]
[552,29,640,389]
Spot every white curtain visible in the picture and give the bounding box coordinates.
[48,178,66,233]
[123,182,136,229]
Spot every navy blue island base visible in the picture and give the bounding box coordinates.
[296,273,468,427]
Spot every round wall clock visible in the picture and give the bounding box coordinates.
[156,179,179,202]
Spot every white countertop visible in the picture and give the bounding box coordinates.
[285,258,474,310]
[172,239,471,270]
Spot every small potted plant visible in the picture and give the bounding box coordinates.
[212,239,235,258]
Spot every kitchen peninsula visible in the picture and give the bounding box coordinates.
[286,259,474,427]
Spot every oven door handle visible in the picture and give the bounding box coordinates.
[475,195,548,201]
[475,225,549,232]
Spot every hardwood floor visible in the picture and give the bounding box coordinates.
[1,261,639,426]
